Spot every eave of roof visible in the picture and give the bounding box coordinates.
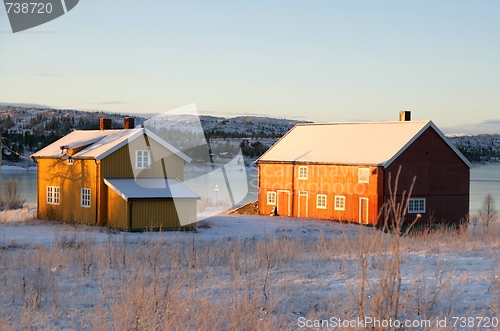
[30,128,192,163]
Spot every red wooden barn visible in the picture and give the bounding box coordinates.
[256,117,471,225]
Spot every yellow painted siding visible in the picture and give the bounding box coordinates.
[106,186,129,229]
[37,158,97,224]
[36,133,194,230]
[131,200,196,230]
[97,161,107,225]
[100,134,185,180]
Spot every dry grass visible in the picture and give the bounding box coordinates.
[0,221,498,330]
[0,171,498,329]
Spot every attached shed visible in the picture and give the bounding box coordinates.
[104,178,200,230]
[256,119,471,226]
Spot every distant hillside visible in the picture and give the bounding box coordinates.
[199,115,309,139]
[0,105,146,162]
[0,104,498,165]
[447,134,500,163]
[0,105,308,163]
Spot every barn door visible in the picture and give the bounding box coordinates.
[298,190,308,218]
[359,198,369,224]
[277,190,291,216]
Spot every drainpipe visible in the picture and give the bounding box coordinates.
[95,160,100,225]
[291,162,296,216]
[129,201,133,230]
[258,164,261,212]
[35,158,40,218]
[382,167,386,225]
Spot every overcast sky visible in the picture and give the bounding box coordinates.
[1,1,499,134]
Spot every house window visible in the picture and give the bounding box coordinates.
[316,194,327,209]
[334,195,346,211]
[267,191,276,205]
[358,168,370,183]
[298,166,308,180]
[408,198,426,213]
[67,159,74,165]
[81,188,91,208]
[46,186,60,205]
[135,150,151,169]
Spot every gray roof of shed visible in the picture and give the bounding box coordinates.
[104,178,201,201]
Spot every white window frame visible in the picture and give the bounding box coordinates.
[135,150,151,169]
[67,158,74,165]
[408,198,426,213]
[334,195,346,211]
[298,166,308,180]
[267,191,277,205]
[81,188,91,208]
[358,168,370,183]
[46,186,60,205]
[316,194,327,209]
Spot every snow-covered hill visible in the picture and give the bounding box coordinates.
[447,134,500,163]
[0,105,498,165]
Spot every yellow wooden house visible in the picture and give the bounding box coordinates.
[30,118,200,230]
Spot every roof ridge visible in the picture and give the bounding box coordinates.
[295,120,430,126]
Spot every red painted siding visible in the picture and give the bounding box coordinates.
[258,126,470,226]
[258,163,382,224]
[384,127,470,225]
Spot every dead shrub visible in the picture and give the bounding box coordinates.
[0,179,24,210]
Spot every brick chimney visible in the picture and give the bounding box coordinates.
[124,117,135,129]
[100,118,112,130]
[399,110,411,122]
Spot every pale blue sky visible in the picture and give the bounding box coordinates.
[1,1,499,133]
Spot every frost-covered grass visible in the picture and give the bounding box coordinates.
[0,214,500,330]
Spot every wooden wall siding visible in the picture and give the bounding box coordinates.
[258,163,293,215]
[385,127,470,196]
[130,200,197,230]
[97,161,108,225]
[258,163,381,224]
[383,127,470,225]
[37,158,97,224]
[381,194,469,225]
[106,186,129,229]
[425,195,469,224]
[36,134,197,229]
[100,134,185,180]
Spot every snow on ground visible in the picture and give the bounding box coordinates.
[0,210,364,246]
[1,210,500,329]
[1,165,37,171]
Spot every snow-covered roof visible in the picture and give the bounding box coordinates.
[256,121,471,168]
[30,128,191,163]
[104,178,201,201]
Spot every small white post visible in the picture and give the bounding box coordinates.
[214,184,219,206]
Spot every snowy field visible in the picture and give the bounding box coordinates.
[1,209,500,330]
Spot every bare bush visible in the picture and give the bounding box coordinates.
[479,193,498,228]
[197,195,232,212]
[340,168,419,330]
[2,197,500,330]
[197,195,214,212]
[0,179,24,210]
